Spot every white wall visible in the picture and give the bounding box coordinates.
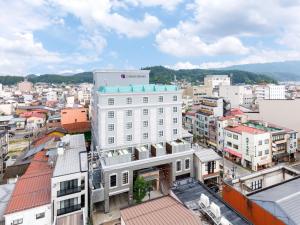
[5,204,51,225]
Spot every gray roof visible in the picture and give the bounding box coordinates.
[171,179,250,225]
[53,134,87,177]
[248,177,300,225]
[0,183,15,221]
[194,148,222,162]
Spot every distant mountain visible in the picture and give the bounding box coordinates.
[222,61,300,81]
[0,66,277,85]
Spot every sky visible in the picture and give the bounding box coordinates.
[1,0,300,75]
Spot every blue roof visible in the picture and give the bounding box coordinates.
[99,84,178,93]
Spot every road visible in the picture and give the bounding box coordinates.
[221,157,252,179]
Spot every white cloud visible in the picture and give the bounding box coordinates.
[50,0,162,38]
[166,62,200,70]
[156,28,249,57]
[124,0,182,11]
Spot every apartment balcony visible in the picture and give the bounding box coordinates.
[57,204,81,216]
[197,108,213,116]
[201,100,218,107]
[57,186,81,197]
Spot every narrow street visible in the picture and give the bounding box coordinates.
[221,157,252,179]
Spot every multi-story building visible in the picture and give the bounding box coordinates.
[0,130,8,182]
[182,111,196,134]
[90,70,194,214]
[17,80,33,93]
[219,85,254,108]
[204,75,231,89]
[224,124,272,171]
[254,84,286,100]
[195,97,224,142]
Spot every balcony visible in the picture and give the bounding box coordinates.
[57,186,81,197]
[57,204,81,216]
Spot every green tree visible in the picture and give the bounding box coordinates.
[133,176,150,204]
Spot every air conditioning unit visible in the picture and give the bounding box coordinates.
[210,202,221,219]
[199,193,210,208]
[220,216,232,225]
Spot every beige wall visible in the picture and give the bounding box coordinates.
[246,99,300,133]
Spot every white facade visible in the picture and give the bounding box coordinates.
[204,75,231,88]
[219,85,253,108]
[5,204,51,225]
[94,90,182,151]
[254,85,286,100]
[47,91,58,101]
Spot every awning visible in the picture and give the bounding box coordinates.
[224,147,242,158]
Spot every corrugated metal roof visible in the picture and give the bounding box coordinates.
[249,177,300,225]
[121,196,202,225]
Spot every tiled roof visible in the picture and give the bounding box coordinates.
[5,151,53,214]
[62,121,91,133]
[225,125,266,135]
[121,196,202,225]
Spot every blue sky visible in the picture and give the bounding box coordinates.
[1,0,300,75]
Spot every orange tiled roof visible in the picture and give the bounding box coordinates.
[225,125,267,135]
[5,151,53,214]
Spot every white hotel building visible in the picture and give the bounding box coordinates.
[90,70,194,213]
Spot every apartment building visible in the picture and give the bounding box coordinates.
[244,120,298,162]
[224,124,272,171]
[195,97,224,142]
[204,75,231,89]
[254,84,286,100]
[0,131,8,182]
[219,85,254,108]
[90,70,194,214]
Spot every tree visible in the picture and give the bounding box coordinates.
[133,176,150,204]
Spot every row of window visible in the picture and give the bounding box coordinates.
[108,96,178,105]
[12,212,45,225]
[107,118,178,131]
[107,129,179,144]
[107,107,178,118]
[110,171,129,188]
[176,158,190,172]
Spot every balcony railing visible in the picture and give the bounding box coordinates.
[57,186,81,197]
[57,204,81,216]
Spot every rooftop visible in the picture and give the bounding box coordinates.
[245,120,294,133]
[225,125,267,135]
[0,183,15,221]
[171,179,250,225]
[248,177,300,225]
[121,196,202,225]
[99,84,178,93]
[53,134,88,177]
[194,147,222,162]
[5,151,53,214]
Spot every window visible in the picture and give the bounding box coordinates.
[143,109,149,116]
[36,212,45,220]
[251,179,262,190]
[108,137,114,144]
[159,130,164,137]
[143,97,148,103]
[227,132,232,138]
[122,171,129,185]
[108,124,114,131]
[233,134,239,140]
[158,96,163,102]
[258,151,262,156]
[173,118,178,124]
[173,95,178,101]
[158,108,164,114]
[173,129,178,135]
[227,141,232,147]
[108,98,114,105]
[158,119,164,126]
[185,158,190,170]
[108,111,114,118]
[126,110,132,117]
[233,144,239,150]
[126,135,132,141]
[258,140,262,145]
[173,107,178,113]
[12,219,23,225]
[126,97,132,104]
[264,139,269,144]
[265,149,269,155]
[143,121,149,127]
[143,133,148,139]
[176,160,182,172]
[126,122,132,129]
[110,174,117,188]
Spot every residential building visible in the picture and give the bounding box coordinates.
[90,70,194,218]
[183,111,196,134]
[46,91,58,102]
[195,97,225,142]
[223,166,300,225]
[224,124,272,171]
[26,113,46,130]
[120,196,202,225]
[51,134,88,225]
[254,84,286,100]
[17,80,33,93]
[0,184,15,225]
[0,131,8,182]
[204,75,231,89]
[182,85,213,103]
[61,108,89,125]
[219,85,254,108]
[194,147,222,185]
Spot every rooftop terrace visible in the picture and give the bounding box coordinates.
[99,84,178,93]
[244,121,282,132]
